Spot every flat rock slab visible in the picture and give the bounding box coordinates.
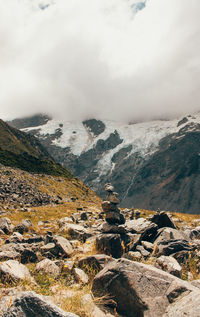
[3,291,79,317]
[92,258,197,317]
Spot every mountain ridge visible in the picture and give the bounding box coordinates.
[8,113,200,213]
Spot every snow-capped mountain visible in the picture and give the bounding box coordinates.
[8,113,200,213]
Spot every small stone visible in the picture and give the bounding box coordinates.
[36,259,60,278]
[126,251,142,261]
[155,256,182,278]
[136,245,150,258]
[73,268,89,284]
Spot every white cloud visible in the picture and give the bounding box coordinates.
[0,0,200,121]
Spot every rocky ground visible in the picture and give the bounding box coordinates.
[0,187,200,316]
[0,164,100,212]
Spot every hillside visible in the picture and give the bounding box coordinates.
[0,119,72,178]
[0,179,200,316]
[9,113,200,213]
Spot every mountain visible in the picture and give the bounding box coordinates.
[8,113,200,213]
[0,118,72,178]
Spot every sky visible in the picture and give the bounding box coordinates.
[0,0,200,122]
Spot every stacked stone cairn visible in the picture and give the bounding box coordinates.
[102,183,125,225]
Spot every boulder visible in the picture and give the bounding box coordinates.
[105,211,125,225]
[14,219,32,234]
[53,236,73,257]
[78,254,112,272]
[3,291,79,317]
[81,294,114,317]
[0,260,31,283]
[125,251,142,261]
[157,239,194,256]
[155,256,182,277]
[5,232,24,244]
[154,228,188,245]
[96,234,123,258]
[36,259,60,278]
[40,243,57,258]
[135,245,150,258]
[150,212,176,229]
[125,218,158,242]
[0,251,20,261]
[92,258,197,317]
[59,224,91,242]
[163,291,200,317]
[101,201,119,213]
[73,268,89,284]
[141,241,154,252]
[100,223,126,234]
[80,212,88,221]
[0,218,14,234]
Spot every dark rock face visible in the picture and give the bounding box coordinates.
[3,291,79,317]
[7,114,51,130]
[82,119,105,136]
[125,129,200,213]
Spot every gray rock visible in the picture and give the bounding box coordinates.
[73,268,89,284]
[100,223,126,234]
[125,218,158,242]
[14,219,32,234]
[136,245,150,258]
[53,236,73,258]
[0,218,13,234]
[80,212,88,221]
[191,279,200,289]
[0,251,20,261]
[3,291,79,317]
[5,232,24,244]
[59,224,91,242]
[96,234,124,258]
[163,291,200,317]
[154,227,188,245]
[106,211,125,225]
[92,258,197,317]
[188,226,200,239]
[150,211,176,229]
[36,259,60,278]
[78,254,113,272]
[0,260,31,283]
[125,251,142,261]
[155,256,182,277]
[157,239,193,256]
[141,241,154,252]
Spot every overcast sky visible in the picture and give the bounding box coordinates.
[0,0,200,122]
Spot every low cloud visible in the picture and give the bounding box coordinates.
[0,0,200,122]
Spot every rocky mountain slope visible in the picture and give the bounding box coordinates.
[8,113,200,213]
[0,118,72,178]
[0,181,200,316]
